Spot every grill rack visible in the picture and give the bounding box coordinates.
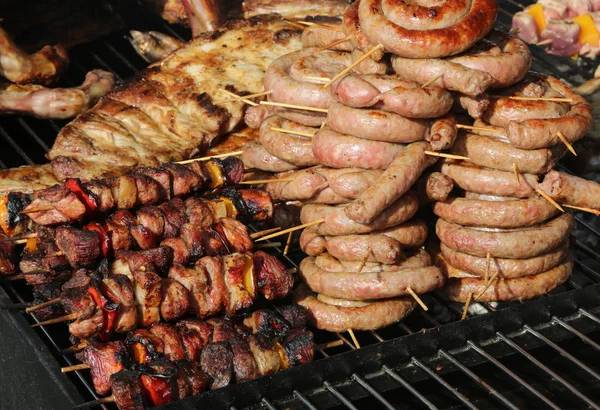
[0,1,599,409]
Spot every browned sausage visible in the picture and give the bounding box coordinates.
[289,50,352,83]
[454,94,490,119]
[259,116,318,166]
[299,227,327,256]
[450,132,565,174]
[299,256,444,300]
[428,113,458,151]
[358,0,497,58]
[315,248,431,272]
[294,285,415,331]
[301,21,352,51]
[240,142,298,172]
[436,213,573,259]
[328,169,383,199]
[440,241,569,278]
[417,172,454,203]
[350,48,390,74]
[244,105,271,129]
[442,253,573,302]
[483,94,568,128]
[342,1,385,61]
[301,191,419,235]
[433,195,560,228]
[441,161,538,198]
[345,141,435,223]
[538,170,600,210]
[312,128,405,169]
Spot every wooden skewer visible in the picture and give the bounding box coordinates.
[424,151,471,161]
[536,39,553,46]
[302,76,331,83]
[270,127,316,137]
[239,178,293,185]
[219,89,258,106]
[250,227,282,240]
[177,151,244,165]
[0,233,36,242]
[254,242,282,250]
[421,73,444,88]
[256,219,325,242]
[32,312,80,327]
[26,297,61,313]
[556,131,577,156]
[313,35,352,53]
[294,20,344,32]
[461,292,473,320]
[406,286,428,311]
[20,206,54,214]
[356,248,371,274]
[62,363,90,373]
[456,124,502,132]
[213,90,272,105]
[62,342,88,354]
[347,329,361,349]
[475,271,500,301]
[504,96,573,103]
[563,204,600,215]
[323,44,384,88]
[316,339,344,350]
[513,163,520,185]
[485,253,491,285]
[536,188,564,212]
[1,274,25,281]
[283,231,293,255]
[73,396,116,409]
[283,19,307,30]
[260,101,329,113]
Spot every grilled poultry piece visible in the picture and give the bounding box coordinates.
[0,70,115,119]
[48,16,302,181]
[129,31,184,63]
[0,25,68,85]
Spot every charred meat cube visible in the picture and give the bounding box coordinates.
[162,163,204,197]
[110,369,145,410]
[160,237,191,266]
[174,360,210,397]
[243,309,290,340]
[275,304,308,330]
[83,180,115,213]
[136,205,166,238]
[35,225,60,254]
[76,341,129,395]
[168,265,209,318]
[61,269,92,291]
[203,199,228,221]
[158,198,188,238]
[202,229,230,256]
[193,256,225,318]
[200,342,234,389]
[207,317,248,343]
[25,186,86,225]
[222,253,254,315]
[179,224,205,264]
[125,329,164,364]
[103,274,137,333]
[129,173,162,206]
[132,270,162,327]
[253,251,294,300]
[184,197,215,229]
[247,334,280,376]
[215,218,253,254]
[149,323,186,361]
[55,227,101,269]
[280,329,315,368]
[130,224,159,250]
[133,166,171,202]
[176,319,212,362]
[106,213,135,251]
[182,160,209,184]
[229,337,260,383]
[31,283,64,321]
[115,247,173,275]
[160,278,190,321]
[109,175,138,209]
[62,288,104,339]
[219,157,244,185]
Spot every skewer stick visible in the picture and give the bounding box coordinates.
[283,231,293,255]
[20,206,54,215]
[239,178,293,185]
[270,127,316,137]
[536,39,553,46]
[421,73,444,88]
[513,163,520,185]
[315,339,344,350]
[283,19,307,30]
[0,233,36,242]
[62,363,90,373]
[406,286,428,311]
[424,151,471,161]
[461,292,473,320]
[62,343,88,354]
[456,124,502,133]
[323,44,384,88]
[256,219,325,242]
[26,297,61,313]
[73,396,116,409]
[504,96,573,103]
[303,76,331,83]
[347,329,361,349]
[563,204,600,215]
[32,313,80,327]
[250,227,282,240]
[536,188,564,212]
[556,132,577,156]
[1,274,25,281]
[254,242,282,250]
[485,253,491,285]
[260,101,329,113]
[219,89,258,106]
[475,271,500,301]
[294,20,344,32]
[177,151,244,165]
[356,248,371,274]
[213,90,272,105]
[313,35,352,53]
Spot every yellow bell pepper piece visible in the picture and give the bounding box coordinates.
[574,13,600,46]
[527,4,547,32]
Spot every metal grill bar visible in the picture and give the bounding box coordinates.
[552,317,600,351]
[351,374,395,410]
[293,391,318,410]
[382,365,439,409]
[322,381,358,410]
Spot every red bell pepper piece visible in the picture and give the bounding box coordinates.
[83,221,113,258]
[140,375,172,406]
[87,282,120,334]
[65,178,98,218]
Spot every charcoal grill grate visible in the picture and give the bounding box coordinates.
[0,1,599,409]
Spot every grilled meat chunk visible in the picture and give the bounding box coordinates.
[126,329,165,364]
[76,341,129,395]
[160,278,191,321]
[200,342,234,389]
[55,226,101,269]
[223,253,255,315]
[174,359,210,397]
[176,319,212,361]
[110,370,145,410]
[103,275,138,333]
[253,251,294,300]
[150,323,186,361]
[25,186,86,225]
[132,270,162,327]
[243,308,290,340]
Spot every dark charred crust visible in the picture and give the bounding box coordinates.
[219,157,245,184]
[6,192,31,226]
[281,329,314,367]
[274,29,303,42]
[253,251,293,300]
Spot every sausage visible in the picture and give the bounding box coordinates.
[483,93,568,128]
[450,132,565,174]
[301,191,420,236]
[240,141,298,173]
[301,22,352,51]
[443,253,573,302]
[436,213,573,259]
[463,192,518,201]
[259,116,318,166]
[427,113,458,151]
[274,106,327,127]
[454,94,490,119]
[244,105,271,129]
[440,241,569,278]
[538,170,600,210]
[315,248,431,272]
[266,167,328,202]
[328,169,383,199]
[312,128,405,169]
[345,142,435,224]
[288,50,352,83]
[294,285,415,332]
[350,48,390,74]
[505,77,593,149]
[264,49,333,110]
[441,162,538,198]
[342,1,385,61]
[327,102,430,143]
[317,293,372,308]
[300,220,429,263]
[433,195,560,228]
[357,0,497,58]
[417,172,454,203]
[299,256,444,300]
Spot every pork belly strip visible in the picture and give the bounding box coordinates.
[48,16,302,181]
